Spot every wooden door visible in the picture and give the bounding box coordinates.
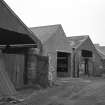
[3,54,24,89]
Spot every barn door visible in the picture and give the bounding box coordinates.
[4,54,24,89]
[13,54,24,88]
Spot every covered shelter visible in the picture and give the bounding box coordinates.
[0,28,37,89]
[0,0,43,94]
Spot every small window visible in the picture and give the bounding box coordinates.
[81,50,92,57]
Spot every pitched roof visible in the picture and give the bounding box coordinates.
[95,44,105,59]
[67,35,89,49]
[0,0,44,50]
[0,0,41,45]
[30,24,61,44]
[0,0,31,34]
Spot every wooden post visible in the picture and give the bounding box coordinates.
[71,48,76,78]
[72,48,76,77]
[68,53,71,77]
[77,60,80,78]
[71,52,73,77]
[76,52,80,78]
[23,51,28,85]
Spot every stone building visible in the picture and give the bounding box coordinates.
[67,35,104,77]
[95,44,105,71]
[30,24,72,79]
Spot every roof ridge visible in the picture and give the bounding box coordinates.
[30,24,61,44]
[67,35,89,49]
[75,36,88,49]
[30,24,61,29]
[67,35,89,38]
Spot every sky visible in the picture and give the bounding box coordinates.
[5,0,105,46]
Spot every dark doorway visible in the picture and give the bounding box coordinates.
[81,50,93,76]
[84,58,89,76]
[23,53,28,85]
[78,50,93,77]
[57,51,70,77]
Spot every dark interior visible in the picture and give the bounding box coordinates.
[0,27,37,53]
[81,50,93,57]
[0,28,37,86]
[0,28,35,45]
[57,51,70,72]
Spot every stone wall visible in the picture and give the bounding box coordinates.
[27,48,49,88]
[35,55,49,88]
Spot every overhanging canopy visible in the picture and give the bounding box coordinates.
[0,28,36,45]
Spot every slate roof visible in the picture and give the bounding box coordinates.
[30,24,61,44]
[0,0,31,34]
[95,44,105,59]
[0,0,41,45]
[67,35,89,49]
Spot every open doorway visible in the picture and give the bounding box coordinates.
[57,51,70,77]
[79,50,93,77]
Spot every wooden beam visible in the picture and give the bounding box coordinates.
[9,44,37,48]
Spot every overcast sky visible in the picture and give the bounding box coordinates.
[5,0,105,46]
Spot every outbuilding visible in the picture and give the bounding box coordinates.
[0,0,47,92]
[67,35,104,77]
[95,44,105,72]
[30,24,72,79]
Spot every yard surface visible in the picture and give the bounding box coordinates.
[17,77,105,105]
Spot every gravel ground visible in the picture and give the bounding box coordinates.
[13,77,105,105]
[21,78,91,105]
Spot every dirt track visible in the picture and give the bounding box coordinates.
[22,77,105,105]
